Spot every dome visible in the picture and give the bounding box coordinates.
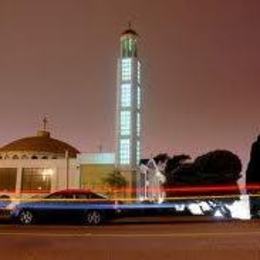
[121,28,138,37]
[0,130,79,158]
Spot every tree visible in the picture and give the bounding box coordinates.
[153,153,169,165]
[161,150,242,200]
[246,135,260,185]
[171,150,242,187]
[165,154,191,173]
[193,150,242,185]
[102,170,128,191]
[245,135,260,217]
[163,154,191,188]
[165,150,242,217]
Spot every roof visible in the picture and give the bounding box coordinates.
[0,130,79,157]
[121,29,138,37]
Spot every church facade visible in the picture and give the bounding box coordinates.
[0,26,142,199]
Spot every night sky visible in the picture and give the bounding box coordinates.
[0,0,259,173]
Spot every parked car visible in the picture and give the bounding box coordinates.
[11,189,119,225]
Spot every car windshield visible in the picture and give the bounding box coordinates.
[45,193,73,199]
[75,192,107,199]
[45,191,107,200]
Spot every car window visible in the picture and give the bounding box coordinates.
[75,193,88,199]
[74,192,105,200]
[63,194,74,199]
[88,193,105,199]
[46,194,63,199]
[47,193,74,199]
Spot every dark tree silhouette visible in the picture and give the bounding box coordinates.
[193,150,242,185]
[163,154,191,188]
[246,135,260,185]
[149,150,242,217]
[165,154,191,174]
[245,135,260,218]
[164,150,242,200]
[153,153,169,165]
[153,150,242,194]
[171,150,242,187]
[165,150,242,218]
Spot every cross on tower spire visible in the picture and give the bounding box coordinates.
[43,117,48,131]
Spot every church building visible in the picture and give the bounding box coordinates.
[0,25,142,198]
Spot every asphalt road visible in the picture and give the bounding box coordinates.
[0,218,260,260]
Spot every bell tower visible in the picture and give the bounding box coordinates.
[116,24,142,170]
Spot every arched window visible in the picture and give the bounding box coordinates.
[12,155,19,159]
[42,156,48,159]
[31,155,38,159]
[21,155,29,159]
[52,156,57,159]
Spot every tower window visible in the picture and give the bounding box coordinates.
[121,84,131,107]
[137,113,141,136]
[136,140,140,164]
[138,61,141,84]
[121,37,137,58]
[121,59,131,81]
[120,139,130,165]
[120,111,131,136]
[137,87,141,109]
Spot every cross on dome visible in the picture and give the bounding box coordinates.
[43,117,48,131]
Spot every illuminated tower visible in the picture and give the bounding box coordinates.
[116,25,141,169]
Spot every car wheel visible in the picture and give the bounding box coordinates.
[19,210,34,225]
[86,210,103,225]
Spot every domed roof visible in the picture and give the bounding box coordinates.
[0,130,79,158]
[121,22,138,37]
[121,28,138,37]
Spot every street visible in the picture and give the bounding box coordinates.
[0,218,260,260]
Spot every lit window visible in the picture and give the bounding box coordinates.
[21,168,53,193]
[138,62,141,84]
[122,58,131,81]
[121,84,131,107]
[137,113,141,136]
[137,87,141,109]
[136,141,140,163]
[120,139,130,164]
[121,37,137,58]
[120,111,131,136]
[0,168,17,192]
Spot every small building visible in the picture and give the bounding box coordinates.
[0,129,80,197]
[0,128,133,198]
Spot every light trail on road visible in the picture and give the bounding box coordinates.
[0,230,260,238]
